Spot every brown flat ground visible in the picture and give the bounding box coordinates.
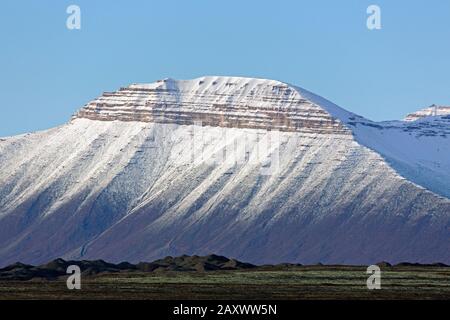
[0,265,448,300]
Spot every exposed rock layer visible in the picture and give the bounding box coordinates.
[404,105,450,121]
[74,77,350,135]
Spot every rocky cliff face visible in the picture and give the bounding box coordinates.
[73,77,350,135]
[0,76,449,266]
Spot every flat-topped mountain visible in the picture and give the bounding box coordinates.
[0,76,449,267]
[74,77,350,135]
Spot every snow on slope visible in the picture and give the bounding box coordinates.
[0,76,449,266]
[349,116,450,199]
[73,75,450,199]
[289,85,450,199]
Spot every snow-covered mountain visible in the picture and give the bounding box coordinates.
[404,105,450,121]
[0,76,449,266]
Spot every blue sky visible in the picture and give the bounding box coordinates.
[1,0,450,136]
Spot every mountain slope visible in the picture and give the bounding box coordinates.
[0,76,449,266]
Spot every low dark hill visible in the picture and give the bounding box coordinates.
[0,254,448,281]
[0,254,256,280]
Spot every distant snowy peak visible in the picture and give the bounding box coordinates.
[404,105,450,122]
[73,76,351,135]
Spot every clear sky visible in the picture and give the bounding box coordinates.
[1,0,450,136]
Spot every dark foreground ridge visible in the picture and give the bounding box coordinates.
[0,254,448,281]
[0,254,256,280]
